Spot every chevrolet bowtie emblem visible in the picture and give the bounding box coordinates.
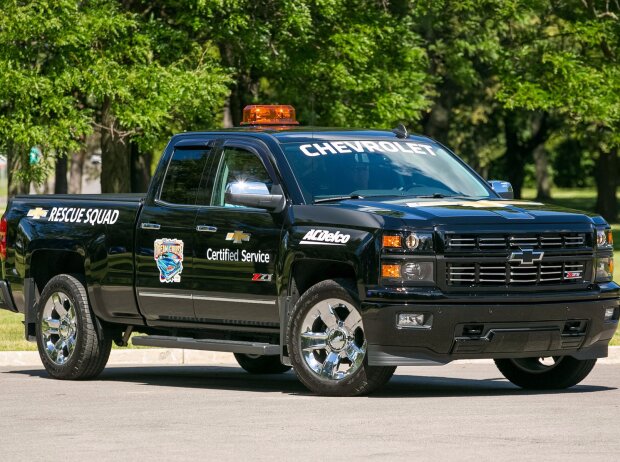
[225,230,251,244]
[508,248,544,265]
[27,207,48,220]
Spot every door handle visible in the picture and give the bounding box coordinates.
[141,223,161,230]
[196,225,217,232]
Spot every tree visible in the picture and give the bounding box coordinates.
[408,0,560,198]
[0,1,94,194]
[498,0,620,219]
[182,0,431,127]
[0,1,230,194]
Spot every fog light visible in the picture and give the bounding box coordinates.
[604,307,617,322]
[397,313,432,329]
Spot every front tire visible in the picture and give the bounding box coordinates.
[287,279,396,396]
[36,274,112,380]
[234,353,291,374]
[494,356,597,390]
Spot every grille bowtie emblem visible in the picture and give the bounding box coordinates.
[508,248,544,265]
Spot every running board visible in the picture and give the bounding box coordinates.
[131,335,280,355]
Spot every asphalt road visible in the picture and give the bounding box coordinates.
[1,362,618,461]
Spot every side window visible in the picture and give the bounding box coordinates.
[160,148,210,205]
[211,147,273,207]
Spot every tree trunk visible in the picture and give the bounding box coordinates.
[533,144,552,201]
[503,115,526,199]
[100,97,131,193]
[130,142,152,193]
[69,148,86,194]
[6,142,29,196]
[503,111,549,200]
[54,155,68,194]
[594,147,618,221]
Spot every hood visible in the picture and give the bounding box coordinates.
[331,196,601,227]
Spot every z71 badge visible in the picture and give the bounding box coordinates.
[252,273,273,282]
[154,238,184,283]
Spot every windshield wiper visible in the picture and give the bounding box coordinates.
[313,194,364,204]
[413,193,464,199]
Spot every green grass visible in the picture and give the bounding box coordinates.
[1,187,618,350]
[0,310,36,351]
[0,310,147,351]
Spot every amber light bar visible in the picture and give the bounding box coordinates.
[241,105,299,126]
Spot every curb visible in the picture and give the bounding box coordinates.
[0,349,236,367]
[1,347,619,367]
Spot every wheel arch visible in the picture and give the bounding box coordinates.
[24,248,91,340]
[29,249,88,293]
[290,258,358,299]
[279,257,359,361]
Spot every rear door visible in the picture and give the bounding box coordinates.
[135,139,216,323]
[192,139,284,326]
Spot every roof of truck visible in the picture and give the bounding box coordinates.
[176,127,436,145]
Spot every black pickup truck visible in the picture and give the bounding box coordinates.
[1,105,618,396]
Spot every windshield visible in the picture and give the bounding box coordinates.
[282,139,493,203]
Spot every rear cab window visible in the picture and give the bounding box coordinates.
[159,148,212,205]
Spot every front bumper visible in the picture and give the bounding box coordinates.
[0,280,17,313]
[362,284,619,366]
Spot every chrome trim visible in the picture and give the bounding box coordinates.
[139,292,192,300]
[196,225,217,232]
[138,292,276,305]
[447,259,587,286]
[193,295,276,305]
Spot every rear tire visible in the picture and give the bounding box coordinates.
[494,356,597,389]
[234,353,291,374]
[36,274,112,380]
[287,279,396,396]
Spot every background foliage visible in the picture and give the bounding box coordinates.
[0,0,618,219]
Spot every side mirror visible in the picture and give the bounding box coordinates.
[488,180,514,199]
[224,182,286,212]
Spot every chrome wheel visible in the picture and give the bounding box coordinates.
[40,291,78,366]
[299,297,366,381]
[511,356,563,374]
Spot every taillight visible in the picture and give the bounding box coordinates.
[0,215,7,260]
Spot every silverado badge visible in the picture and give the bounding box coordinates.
[154,238,184,283]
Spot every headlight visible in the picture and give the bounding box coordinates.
[596,228,613,248]
[381,261,434,283]
[382,232,433,252]
[595,257,614,283]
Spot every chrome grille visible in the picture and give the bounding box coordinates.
[447,233,588,251]
[447,261,587,286]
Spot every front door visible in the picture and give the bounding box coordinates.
[136,142,215,323]
[192,140,283,326]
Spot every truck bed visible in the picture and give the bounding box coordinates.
[3,193,146,324]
